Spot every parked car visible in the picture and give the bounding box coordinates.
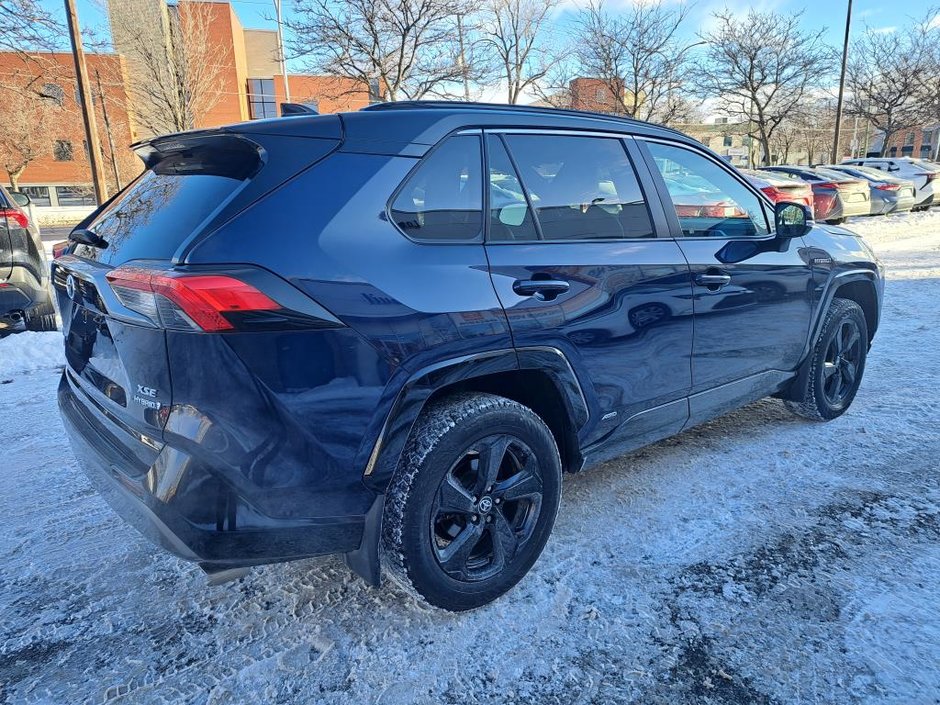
[54,102,884,611]
[0,185,56,334]
[823,164,916,215]
[760,166,870,224]
[841,157,938,211]
[739,169,814,209]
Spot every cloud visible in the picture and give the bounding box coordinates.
[928,14,940,30]
[870,25,897,34]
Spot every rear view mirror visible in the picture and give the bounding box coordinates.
[775,202,812,239]
[9,191,30,207]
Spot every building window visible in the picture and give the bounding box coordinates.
[723,135,733,147]
[921,144,932,157]
[39,83,64,106]
[247,78,277,119]
[889,146,898,157]
[19,186,51,207]
[53,140,73,161]
[905,131,916,145]
[55,186,96,207]
[715,117,728,125]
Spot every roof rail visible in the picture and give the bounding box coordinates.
[362,100,682,135]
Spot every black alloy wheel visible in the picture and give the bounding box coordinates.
[430,434,543,582]
[821,317,863,407]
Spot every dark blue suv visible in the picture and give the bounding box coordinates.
[54,103,884,610]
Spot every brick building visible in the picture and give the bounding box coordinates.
[872,125,940,160]
[3,0,369,218]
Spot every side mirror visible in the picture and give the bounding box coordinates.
[775,201,812,239]
[9,191,30,207]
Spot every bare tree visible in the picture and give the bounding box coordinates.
[0,0,63,54]
[0,88,53,189]
[288,0,466,101]
[109,1,224,135]
[698,10,835,166]
[846,19,935,157]
[571,1,694,123]
[479,0,559,104]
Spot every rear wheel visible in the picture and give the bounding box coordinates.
[825,217,846,225]
[785,297,867,421]
[24,301,57,332]
[382,393,561,611]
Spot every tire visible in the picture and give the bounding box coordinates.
[24,301,57,332]
[785,297,868,421]
[382,392,562,611]
[825,217,846,225]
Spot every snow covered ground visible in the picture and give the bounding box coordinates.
[1,212,939,704]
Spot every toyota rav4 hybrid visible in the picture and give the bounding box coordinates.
[54,103,884,611]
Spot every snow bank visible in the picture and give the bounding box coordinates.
[0,331,64,378]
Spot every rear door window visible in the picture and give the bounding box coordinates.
[390,134,483,242]
[502,134,654,241]
[486,134,539,242]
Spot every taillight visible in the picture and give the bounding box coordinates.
[52,241,69,258]
[925,173,937,183]
[760,186,787,202]
[814,192,837,219]
[106,266,280,332]
[874,182,900,191]
[815,182,839,190]
[0,207,29,229]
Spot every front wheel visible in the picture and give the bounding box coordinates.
[785,298,868,421]
[382,393,562,611]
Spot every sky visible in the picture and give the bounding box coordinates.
[68,0,937,73]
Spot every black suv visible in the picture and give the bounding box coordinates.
[1,185,56,333]
[54,103,883,610]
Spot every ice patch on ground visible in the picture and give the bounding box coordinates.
[0,331,64,379]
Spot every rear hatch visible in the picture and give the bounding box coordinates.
[53,123,341,453]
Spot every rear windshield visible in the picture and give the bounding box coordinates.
[76,141,260,265]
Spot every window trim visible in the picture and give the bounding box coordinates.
[386,129,486,245]
[483,128,662,245]
[634,136,777,242]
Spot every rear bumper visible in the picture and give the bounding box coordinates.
[0,265,49,318]
[58,371,367,569]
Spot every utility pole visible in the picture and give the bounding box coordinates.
[274,0,291,103]
[64,0,107,204]
[456,13,471,102]
[831,0,852,164]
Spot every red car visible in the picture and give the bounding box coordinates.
[740,169,814,209]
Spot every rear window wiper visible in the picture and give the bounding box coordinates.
[70,227,108,249]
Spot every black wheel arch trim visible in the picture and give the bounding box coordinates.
[779,268,880,403]
[344,346,587,586]
[360,346,588,490]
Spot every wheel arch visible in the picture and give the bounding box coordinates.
[831,277,879,343]
[344,347,588,587]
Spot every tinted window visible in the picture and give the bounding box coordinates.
[486,135,538,241]
[504,134,654,240]
[78,144,259,265]
[646,141,768,238]
[391,135,483,242]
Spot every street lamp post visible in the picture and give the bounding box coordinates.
[274,0,290,104]
[832,0,853,164]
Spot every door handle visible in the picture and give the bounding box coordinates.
[694,272,732,289]
[512,278,570,300]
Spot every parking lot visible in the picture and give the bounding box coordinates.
[1,211,939,704]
